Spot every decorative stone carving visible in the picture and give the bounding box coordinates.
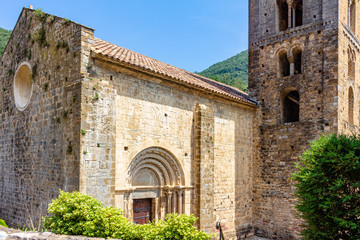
[125,147,185,221]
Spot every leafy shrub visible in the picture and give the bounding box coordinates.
[43,190,132,238]
[34,9,47,23]
[293,134,360,240]
[126,214,212,240]
[0,219,8,228]
[157,214,212,240]
[44,190,212,240]
[33,26,46,46]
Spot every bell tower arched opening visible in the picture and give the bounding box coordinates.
[294,0,303,27]
[279,50,290,77]
[292,47,302,74]
[348,48,356,81]
[349,87,354,124]
[349,0,356,33]
[282,88,300,123]
[277,0,289,31]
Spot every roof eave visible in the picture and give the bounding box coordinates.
[91,52,258,109]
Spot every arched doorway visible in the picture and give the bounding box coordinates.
[124,147,185,224]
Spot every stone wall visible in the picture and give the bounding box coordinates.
[214,103,254,238]
[77,49,256,238]
[1,7,258,239]
[0,8,92,227]
[249,0,339,238]
[338,0,360,134]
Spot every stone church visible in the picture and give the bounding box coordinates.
[0,1,355,239]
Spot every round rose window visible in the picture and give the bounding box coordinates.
[14,62,33,111]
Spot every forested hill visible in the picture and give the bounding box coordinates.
[0,28,12,56]
[198,50,249,92]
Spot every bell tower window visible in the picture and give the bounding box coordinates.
[294,0,303,27]
[349,0,356,33]
[348,48,356,81]
[277,0,289,31]
[279,50,290,77]
[282,89,300,123]
[277,0,303,31]
[349,87,354,124]
[293,47,302,74]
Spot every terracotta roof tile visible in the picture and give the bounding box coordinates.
[91,38,257,106]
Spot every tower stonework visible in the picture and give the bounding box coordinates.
[249,0,348,238]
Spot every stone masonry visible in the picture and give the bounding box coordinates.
[2,2,358,239]
[0,8,257,240]
[0,8,89,227]
[249,0,360,239]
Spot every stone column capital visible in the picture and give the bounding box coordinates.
[176,189,183,197]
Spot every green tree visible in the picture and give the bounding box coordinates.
[0,28,12,56]
[293,134,360,240]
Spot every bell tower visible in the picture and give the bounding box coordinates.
[248,0,354,238]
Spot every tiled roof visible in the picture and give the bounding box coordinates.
[91,38,257,106]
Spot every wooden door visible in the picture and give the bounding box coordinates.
[133,198,152,224]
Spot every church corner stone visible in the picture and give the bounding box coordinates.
[194,103,215,233]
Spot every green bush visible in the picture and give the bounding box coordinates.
[44,190,212,240]
[293,134,360,240]
[130,214,212,240]
[0,219,8,228]
[43,190,132,238]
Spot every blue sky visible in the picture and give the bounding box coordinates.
[1,1,248,72]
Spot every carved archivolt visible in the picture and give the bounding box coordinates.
[126,147,185,187]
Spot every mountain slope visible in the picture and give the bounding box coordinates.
[198,50,248,92]
[0,28,12,56]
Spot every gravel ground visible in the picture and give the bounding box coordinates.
[0,231,6,240]
[0,228,272,240]
[246,236,270,240]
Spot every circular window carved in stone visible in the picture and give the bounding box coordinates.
[14,62,33,111]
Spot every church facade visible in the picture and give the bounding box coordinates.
[0,7,256,240]
[0,1,356,239]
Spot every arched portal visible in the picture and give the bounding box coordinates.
[125,147,185,224]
